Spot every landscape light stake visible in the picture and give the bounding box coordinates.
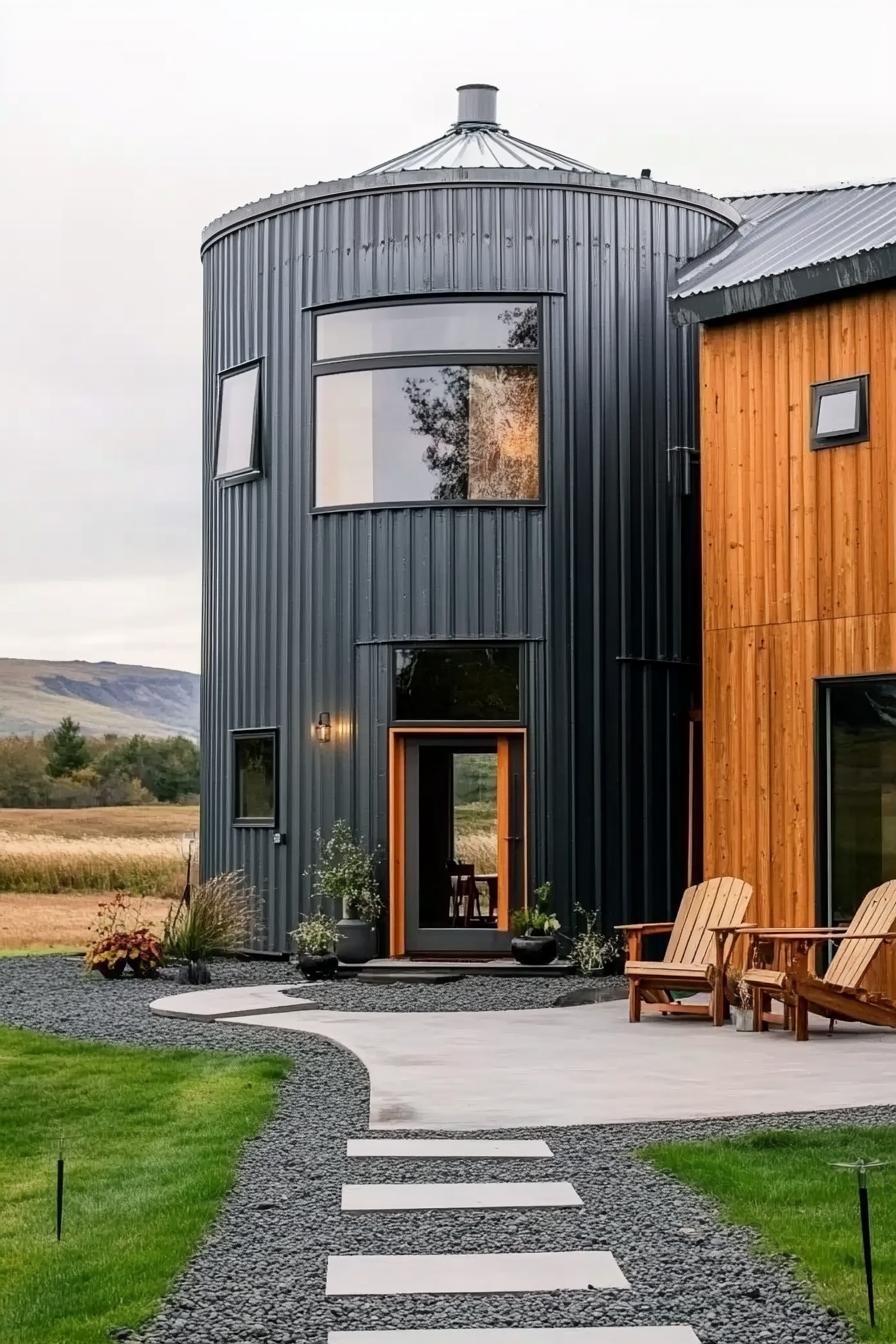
[830,1157,890,1326]
[56,1137,64,1241]
[171,831,198,930]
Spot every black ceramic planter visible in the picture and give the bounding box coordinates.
[337,919,377,964]
[176,960,212,985]
[299,952,339,981]
[511,935,558,966]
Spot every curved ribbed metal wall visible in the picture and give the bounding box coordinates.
[201,169,736,950]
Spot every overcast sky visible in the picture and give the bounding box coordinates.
[2,0,895,674]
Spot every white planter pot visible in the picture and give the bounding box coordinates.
[731,1006,754,1032]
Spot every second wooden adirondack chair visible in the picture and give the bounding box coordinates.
[617,876,753,1026]
[745,880,896,1041]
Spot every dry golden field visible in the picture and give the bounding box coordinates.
[0,804,197,953]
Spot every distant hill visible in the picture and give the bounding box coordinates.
[0,659,200,740]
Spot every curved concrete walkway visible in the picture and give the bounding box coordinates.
[148,987,896,1129]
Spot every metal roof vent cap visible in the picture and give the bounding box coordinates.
[455,83,499,129]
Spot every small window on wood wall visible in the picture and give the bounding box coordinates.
[811,375,869,450]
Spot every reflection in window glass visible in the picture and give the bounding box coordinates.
[825,679,896,923]
[216,365,261,477]
[315,365,539,506]
[394,646,520,721]
[234,732,276,823]
[817,390,859,436]
[317,302,537,360]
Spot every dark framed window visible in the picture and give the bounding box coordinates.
[816,676,896,926]
[232,729,277,825]
[810,375,868,450]
[312,299,541,509]
[216,361,262,480]
[393,645,521,722]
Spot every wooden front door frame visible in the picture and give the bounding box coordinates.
[388,726,527,957]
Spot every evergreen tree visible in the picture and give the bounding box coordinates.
[45,715,89,778]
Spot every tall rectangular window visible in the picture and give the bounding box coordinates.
[216,362,261,479]
[233,730,276,824]
[819,678,896,924]
[313,300,540,507]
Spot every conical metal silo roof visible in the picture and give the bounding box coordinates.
[359,83,597,174]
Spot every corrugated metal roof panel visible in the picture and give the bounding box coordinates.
[671,181,896,321]
[361,125,597,174]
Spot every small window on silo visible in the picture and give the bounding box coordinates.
[216,362,261,479]
[233,730,277,825]
[811,375,868,450]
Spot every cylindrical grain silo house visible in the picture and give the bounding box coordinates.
[200,83,740,954]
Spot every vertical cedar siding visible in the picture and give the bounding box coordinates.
[701,285,896,993]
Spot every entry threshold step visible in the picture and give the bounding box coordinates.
[347,1138,553,1158]
[325,1251,628,1296]
[342,1180,581,1210]
[343,958,573,979]
[329,1332,701,1343]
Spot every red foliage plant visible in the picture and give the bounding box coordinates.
[84,891,163,979]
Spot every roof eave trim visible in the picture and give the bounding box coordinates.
[201,167,741,254]
[669,243,896,325]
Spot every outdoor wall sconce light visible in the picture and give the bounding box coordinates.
[315,712,332,743]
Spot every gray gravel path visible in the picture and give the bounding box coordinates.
[0,955,880,1344]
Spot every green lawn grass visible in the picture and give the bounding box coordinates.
[643,1126,896,1342]
[0,1025,289,1344]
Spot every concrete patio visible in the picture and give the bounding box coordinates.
[149,988,896,1129]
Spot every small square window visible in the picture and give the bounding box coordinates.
[233,730,276,824]
[216,362,261,479]
[811,375,869,450]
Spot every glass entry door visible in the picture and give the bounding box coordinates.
[402,733,524,954]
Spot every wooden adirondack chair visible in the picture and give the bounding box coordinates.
[617,876,753,1027]
[746,880,896,1042]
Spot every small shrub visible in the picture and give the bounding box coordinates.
[163,871,257,962]
[84,892,163,978]
[726,966,753,1010]
[511,880,560,937]
[291,910,340,956]
[566,902,619,976]
[309,820,382,924]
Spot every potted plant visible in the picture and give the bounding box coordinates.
[84,893,163,979]
[291,911,341,980]
[566,903,620,976]
[309,820,382,964]
[510,881,561,966]
[163,870,257,985]
[727,967,754,1031]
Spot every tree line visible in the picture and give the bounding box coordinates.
[0,716,200,808]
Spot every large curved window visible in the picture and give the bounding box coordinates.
[313,300,540,508]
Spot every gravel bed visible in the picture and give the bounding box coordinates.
[1,955,886,1344]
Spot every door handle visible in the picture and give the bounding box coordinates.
[504,835,521,842]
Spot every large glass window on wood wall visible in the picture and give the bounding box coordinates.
[819,678,896,924]
[313,300,540,508]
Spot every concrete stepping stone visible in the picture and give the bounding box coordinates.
[342,1181,581,1210]
[329,1332,700,1342]
[346,1139,553,1158]
[325,1251,628,1296]
[149,984,314,1020]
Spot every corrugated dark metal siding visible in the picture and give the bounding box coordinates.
[201,181,729,949]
